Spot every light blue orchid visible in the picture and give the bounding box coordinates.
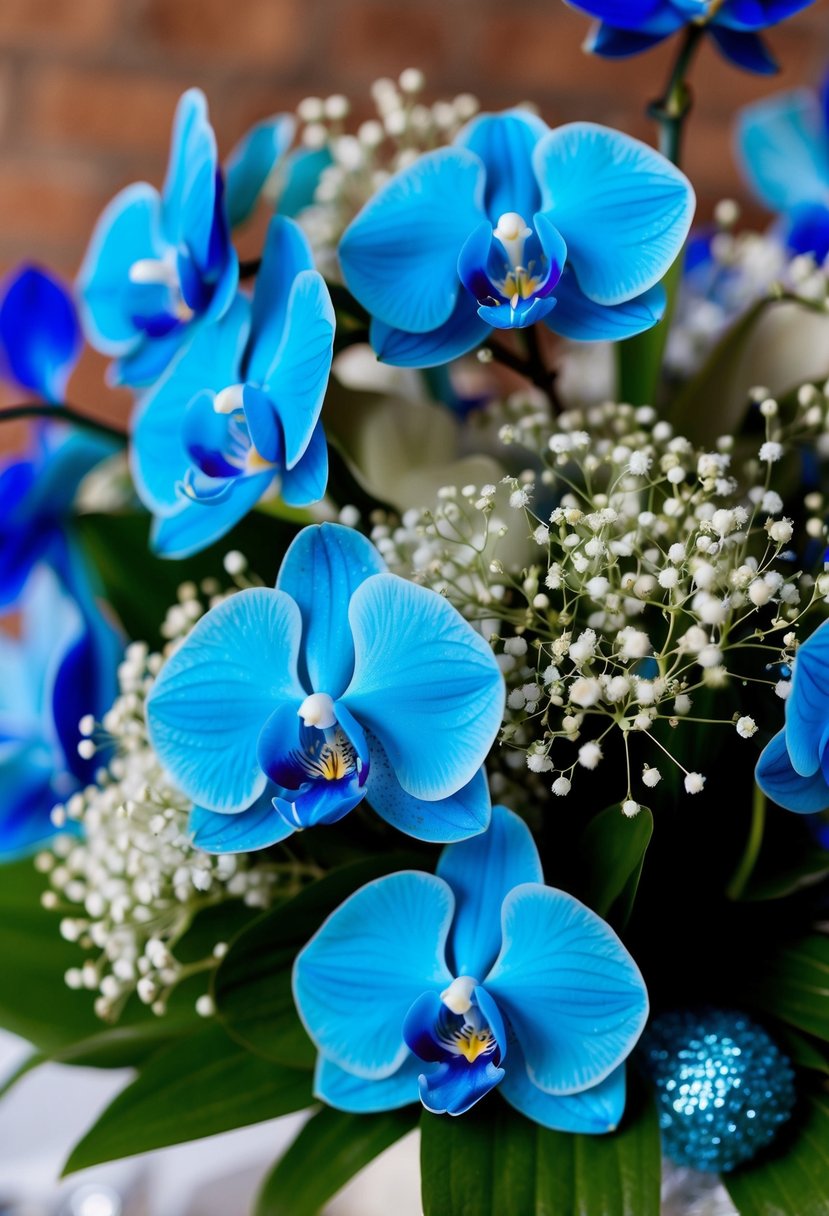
[756,620,829,812]
[78,90,295,387]
[130,216,335,559]
[0,565,121,857]
[338,111,694,368]
[146,523,503,849]
[567,1,817,75]
[293,805,649,1129]
[0,264,81,403]
[737,73,829,262]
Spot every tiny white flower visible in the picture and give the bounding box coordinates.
[758,441,783,463]
[578,741,603,769]
[674,694,692,715]
[527,753,553,773]
[642,766,662,788]
[736,716,757,738]
[775,679,792,700]
[768,519,793,545]
[684,772,706,794]
[552,777,571,796]
[504,637,528,656]
[622,800,641,818]
[570,677,602,708]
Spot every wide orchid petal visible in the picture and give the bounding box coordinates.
[293,871,454,1079]
[0,266,81,401]
[585,22,672,57]
[77,182,164,355]
[437,805,542,979]
[130,294,250,512]
[365,737,491,843]
[708,25,778,72]
[737,90,829,212]
[371,295,491,369]
[150,467,274,559]
[225,115,295,229]
[502,1048,627,1133]
[534,123,694,306]
[260,269,335,469]
[717,0,816,31]
[314,1054,421,1113]
[343,574,505,801]
[756,728,829,813]
[276,522,386,698]
[547,274,666,341]
[247,216,316,384]
[455,111,548,224]
[161,89,217,247]
[339,148,486,334]
[146,587,305,812]
[785,621,829,776]
[565,0,683,33]
[279,419,329,507]
[189,788,295,854]
[486,884,648,1095]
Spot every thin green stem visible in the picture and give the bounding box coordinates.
[649,24,705,166]
[727,784,767,901]
[0,402,127,441]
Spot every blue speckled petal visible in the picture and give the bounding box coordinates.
[365,737,491,844]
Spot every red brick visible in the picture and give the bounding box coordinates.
[0,158,109,247]
[26,67,188,155]
[137,0,307,68]
[322,2,453,85]
[0,0,118,48]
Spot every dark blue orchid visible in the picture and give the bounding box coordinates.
[78,91,296,387]
[756,620,829,812]
[293,805,649,1128]
[131,216,334,559]
[339,112,694,368]
[0,424,115,610]
[738,73,829,261]
[0,565,121,857]
[567,1,817,74]
[0,265,81,403]
[147,523,503,849]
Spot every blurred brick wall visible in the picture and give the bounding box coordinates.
[0,0,827,416]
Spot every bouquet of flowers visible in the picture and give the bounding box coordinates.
[1,1,828,1211]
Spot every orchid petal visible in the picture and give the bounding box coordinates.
[189,788,295,854]
[365,737,491,843]
[340,148,485,334]
[486,884,648,1095]
[293,871,454,1079]
[455,110,548,223]
[437,805,542,979]
[0,266,81,402]
[344,573,504,800]
[737,89,829,212]
[786,621,829,776]
[314,1054,421,1113]
[547,274,666,341]
[756,728,829,813]
[225,115,295,228]
[371,295,490,368]
[534,123,694,305]
[502,1049,627,1133]
[146,587,304,812]
[247,216,315,384]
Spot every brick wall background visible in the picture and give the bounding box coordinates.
[0,0,827,417]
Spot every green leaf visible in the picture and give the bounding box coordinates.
[578,806,653,928]
[667,298,774,444]
[777,1028,829,1076]
[256,1106,418,1216]
[420,1083,661,1216]
[617,252,684,407]
[748,936,829,1042]
[0,1051,43,1101]
[76,509,300,646]
[725,1092,829,1216]
[213,854,421,1069]
[0,858,101,1051]
[742,850,829,902]
[63,1024,312,1174]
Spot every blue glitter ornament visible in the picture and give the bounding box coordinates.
[640,1010,796,1172]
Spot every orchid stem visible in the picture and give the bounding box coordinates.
[488,330,562,412]
[649,24,705,166]
[0,402,128,441]
[726,784,767,901]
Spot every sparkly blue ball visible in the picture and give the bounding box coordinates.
[640,1010,796,1172]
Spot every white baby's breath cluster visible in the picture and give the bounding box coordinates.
[286,70,479,271]
[39,573,303,1023]
[667,201,829,375]
[380,383,829,814]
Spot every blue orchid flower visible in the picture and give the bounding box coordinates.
[0,565,121,857]
[0,265,81,402]
[131,216,335,559]
[737,73,829,262]
[78,91,293,387]
[293,804,648,1128]
[566,1,816,75]
[756,620,829,812]
[338,111,694,368]
[146,523,503,848]
[0,423,115,610]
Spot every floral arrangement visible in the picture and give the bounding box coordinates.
[1,2,829,1213]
